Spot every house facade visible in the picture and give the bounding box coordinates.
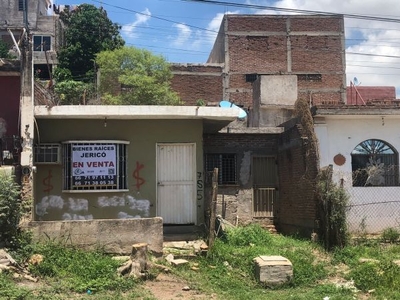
[32,105,238,225]
[171,14,346,236]
[14,5,397,242]
[314,105,400,233]
[0,0,58,80]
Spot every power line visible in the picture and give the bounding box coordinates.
[91,0,218,33]
[347,52,400,59]
[89,0,400,64]
[183,0,400,23]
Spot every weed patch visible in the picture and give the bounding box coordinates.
[29,242,136,294]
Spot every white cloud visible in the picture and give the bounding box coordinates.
[172,24,192,47]
[169,11,239,54]
[122,8,151,39]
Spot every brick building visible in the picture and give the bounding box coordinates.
[171,14,346,236]
[172,14,346,108]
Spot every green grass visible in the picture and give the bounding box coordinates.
[4,225,400,299]
[1,241,152,299]
[0,273,31,299]
[171,224,400,300]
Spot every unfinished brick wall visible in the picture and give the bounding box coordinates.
[276,124,319,236]
[204,133,278,225]
[228,35,287,73]
[171,64,223,105]
[225,15,345,107]
[171,15,345,108]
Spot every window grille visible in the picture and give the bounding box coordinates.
[34,144,61,164]
[206,153,237,185]
[18,0,27,11]
[62,141,128,192]
[351,139,399,186]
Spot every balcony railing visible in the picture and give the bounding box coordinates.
[0,136,22,166]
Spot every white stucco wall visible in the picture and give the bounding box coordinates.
[314,115,400,233]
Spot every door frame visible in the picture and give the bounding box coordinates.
[156,142,197,224]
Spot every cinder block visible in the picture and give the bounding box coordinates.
[253,255,293,286]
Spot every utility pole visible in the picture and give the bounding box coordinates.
[20,0,34,203]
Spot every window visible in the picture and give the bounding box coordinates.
[206,153,237,185]
[245,74,258,83]
[33,36,51,52]
[297,74,322,82]
[18,0,27,11]
[62,141,129,192]
[34,64,52,80]
[34,144,61,164]
[351,139,398,186]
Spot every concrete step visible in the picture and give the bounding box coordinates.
[163,225,205,242]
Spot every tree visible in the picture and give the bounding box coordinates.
[96,47,181,105]
[0,40,11,59]
[0,174,21,248]
[56,4,124,82]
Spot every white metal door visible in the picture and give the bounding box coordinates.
[157,143,196,224]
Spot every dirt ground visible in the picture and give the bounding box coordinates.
[144,272,215,300]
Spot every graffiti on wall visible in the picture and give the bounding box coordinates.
[35,195,150,220]
[133,161,146,190]
[42,170,54,193]
[197,172,203,201]
[97,195,150,218]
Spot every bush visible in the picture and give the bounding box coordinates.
[54,80,94,105]
[0,173,21,248]
[316,167,350,250]
[381,227,400,243]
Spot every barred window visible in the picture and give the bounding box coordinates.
[62,141,128,192]
[33,36,51,52]
[18,0,27,11]
[206,154,237,185]
[351,139,398,187]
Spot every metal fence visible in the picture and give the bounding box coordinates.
[0,136,22,166]
[334,170,400,234]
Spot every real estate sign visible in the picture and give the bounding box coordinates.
[71,144,117,187]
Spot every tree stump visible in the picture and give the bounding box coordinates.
[129,243,148,278]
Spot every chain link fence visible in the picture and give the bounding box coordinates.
[334,170,400,234]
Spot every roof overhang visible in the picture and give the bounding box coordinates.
[313,106,400,120]
[0,59,20,75]
[34,105,241,133]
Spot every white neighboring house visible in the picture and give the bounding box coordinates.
[314,105,400,234]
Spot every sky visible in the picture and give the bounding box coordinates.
[52,0,400,97]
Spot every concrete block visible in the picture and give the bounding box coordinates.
[171,259,189,266]
[254,255,293,286]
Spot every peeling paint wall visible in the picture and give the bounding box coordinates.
[34,119,204,223]
[204,133,278,225]
[35,194,151,220]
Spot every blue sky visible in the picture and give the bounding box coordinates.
[52,0,400,96]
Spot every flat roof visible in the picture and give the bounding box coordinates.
[34,105,242,133]
[35,105,240,120]
[314,105,400,117]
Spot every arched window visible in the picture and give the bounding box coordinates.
[351,139,398,186]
